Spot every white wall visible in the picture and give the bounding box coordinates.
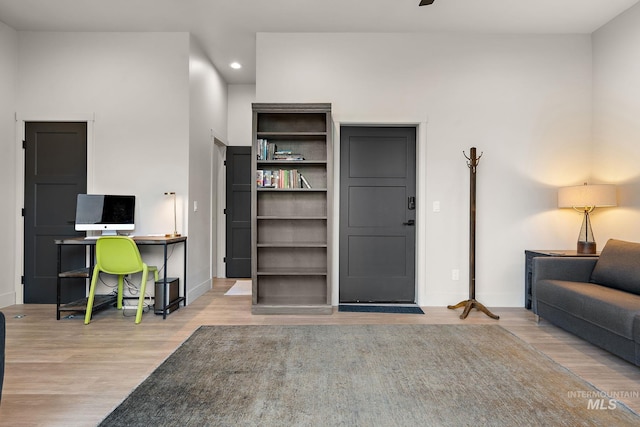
[257,33,594,307]
[15,32,194,302]
[592,3,640,243]
[227,84,256,147]
[18,31,191,232]
[188,36,228,298]
[0,21,18,307]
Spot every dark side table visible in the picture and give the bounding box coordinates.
[524,250,600,309]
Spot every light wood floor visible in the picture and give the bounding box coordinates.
[0,279,639,426]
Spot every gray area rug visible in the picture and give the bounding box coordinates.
[100,325,639,426]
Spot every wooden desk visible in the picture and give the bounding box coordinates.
[55,236,187,320]
[524,249,599,310]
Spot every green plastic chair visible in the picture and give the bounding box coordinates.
[84,236,158,324]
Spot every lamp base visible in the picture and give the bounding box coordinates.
[577,241,596,254]
[165,233,181,238]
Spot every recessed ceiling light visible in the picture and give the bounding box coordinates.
[230,62,242,69]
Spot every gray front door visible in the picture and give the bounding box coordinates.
[225,146,252,278]
[24,122,87,303]
[339,126,417,303]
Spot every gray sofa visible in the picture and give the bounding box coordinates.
[532,239,640,366]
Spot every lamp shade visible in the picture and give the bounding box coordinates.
[558,184,617,209]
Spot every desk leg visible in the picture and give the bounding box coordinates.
[56,245,62,320]
[183,239,187,306]
[163,243,168,320]
[148,239,186,319]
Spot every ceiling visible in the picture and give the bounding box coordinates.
[0,0,638,84]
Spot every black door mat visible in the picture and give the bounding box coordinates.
[338,305,425,314]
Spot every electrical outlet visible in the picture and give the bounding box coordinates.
[452,269,460,281]
[433,201,441,212]
[193,201,198,212]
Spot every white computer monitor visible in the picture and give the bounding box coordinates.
[75,194,135,236]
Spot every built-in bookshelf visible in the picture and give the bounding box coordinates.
[251,103,332,314]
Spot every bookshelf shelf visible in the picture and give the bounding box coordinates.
[257,243,328,248]
[257,160,328,165]
[256,132,327,137]
[256,268,328,275]
[252,103,332,314]
[257,216,327,220]
[256,188,327,192]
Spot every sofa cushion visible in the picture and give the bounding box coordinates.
[590,239,640,295]
[537,279,640,340]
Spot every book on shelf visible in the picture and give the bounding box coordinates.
[257,139,264,160]
[300,174,312,189]
[257,139,276,161]
[256,169,312,189]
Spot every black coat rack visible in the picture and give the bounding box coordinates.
[447,147,499,320]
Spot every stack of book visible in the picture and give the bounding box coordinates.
[273,150,304,161]
[256,169,312,189]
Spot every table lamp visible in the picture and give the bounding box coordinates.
[164,191,181,237]
[558,183,616,254]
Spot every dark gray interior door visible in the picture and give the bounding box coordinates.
[24,122,87,303]
[225,146,252,278]
[339,126,416,303]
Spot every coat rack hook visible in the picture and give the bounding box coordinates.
[463,148,483,171]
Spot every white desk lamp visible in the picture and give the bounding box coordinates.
[164,192,181,237]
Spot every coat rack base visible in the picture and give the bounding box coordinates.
[447,298,500,320]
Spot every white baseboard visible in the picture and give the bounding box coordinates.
[187,279,213,303]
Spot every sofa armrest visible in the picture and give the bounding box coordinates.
[532,257,598,284]
[531,257,599,314]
